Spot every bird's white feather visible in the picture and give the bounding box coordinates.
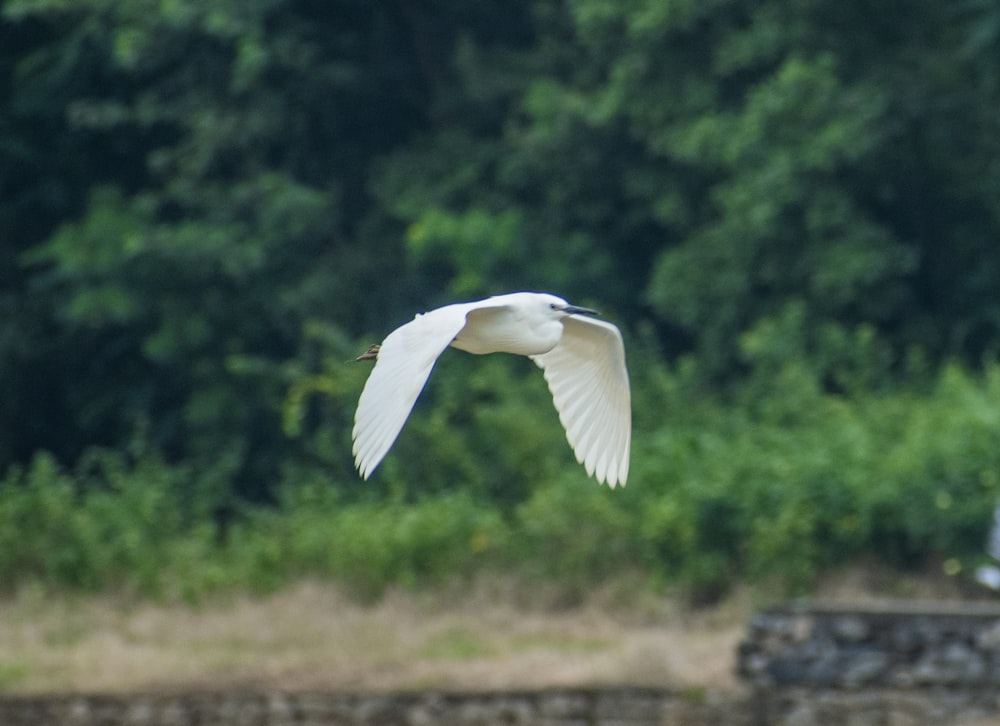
[531,316,631,487]
[353,299,507,478]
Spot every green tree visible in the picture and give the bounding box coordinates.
[1,0,501,496]
[3,0,1000,517]
[374,0,1000,377]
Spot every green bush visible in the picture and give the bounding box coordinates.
[223,484,508,600]
[2,360,999,602]
[0,449,219,596]
[514,475,647,600]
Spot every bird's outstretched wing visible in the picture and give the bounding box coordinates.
[353,301,485,478]
[531,316,631,487]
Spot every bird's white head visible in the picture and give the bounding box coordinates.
[534,293,600,320]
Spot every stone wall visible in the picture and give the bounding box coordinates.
[738,601,1000,689]
[0,688,749,726]
[6,601,1000,725]
[2,686,998,726]
[737,600,1000,725]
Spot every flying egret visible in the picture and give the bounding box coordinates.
[352,292,631,487]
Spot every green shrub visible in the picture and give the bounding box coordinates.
[514,475,647,600]
[2,360,999,602]
[0,449,218,596]
[224,484,508,600]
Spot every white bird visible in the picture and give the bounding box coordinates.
[352,292,631,487]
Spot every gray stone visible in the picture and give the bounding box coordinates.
[892,622,925,654]
[155,698,192,726]
[780,702,817,726]
[912,642,987,685]
[123,699,156,725]
[831,616,870,644]
[538,692,589,717]
[841,650,891,688]
[976,620,1000,650]
[265,694,297,726]
[355,695,408,725]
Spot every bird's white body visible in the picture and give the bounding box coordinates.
[451,299,564,356]
[352,292,631,487]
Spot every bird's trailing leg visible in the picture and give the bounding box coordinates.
[355,344,381,362]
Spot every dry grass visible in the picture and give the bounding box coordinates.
[2,564,982,696]
[0,581,751,695]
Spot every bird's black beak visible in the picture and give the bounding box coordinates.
[563,305,600,317]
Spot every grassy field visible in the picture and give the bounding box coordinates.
[0,565,978,696]
[0,579,747,695]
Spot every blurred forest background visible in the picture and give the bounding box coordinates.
[2,0,1000,603]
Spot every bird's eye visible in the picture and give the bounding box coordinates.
[550,303,559,310]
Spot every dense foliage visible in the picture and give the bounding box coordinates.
[2,0,1000,599]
